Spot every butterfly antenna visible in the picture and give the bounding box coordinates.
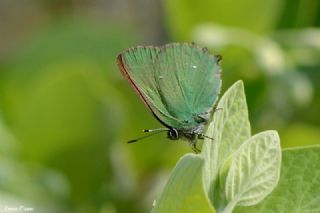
[143,128,168,132]
[128,128,169,143]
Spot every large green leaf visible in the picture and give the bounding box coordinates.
[223,131,281,212]
[234,145,320,213]
[202,80,251,202]
[152,154,215,213]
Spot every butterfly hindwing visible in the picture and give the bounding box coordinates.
[154,43,221,128]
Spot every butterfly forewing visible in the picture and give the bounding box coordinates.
[117,46,181,128]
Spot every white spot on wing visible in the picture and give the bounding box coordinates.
[159,75,164,79]
[192,65,197,69]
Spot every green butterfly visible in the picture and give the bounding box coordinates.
[117,43,222,152]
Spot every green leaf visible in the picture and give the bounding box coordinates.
[163,0,283,40]
[234,145,320,213]
[152,154,215,213]
[202,80,251,200]
[223,131,281,212]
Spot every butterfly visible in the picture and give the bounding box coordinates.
[116,43,222,152]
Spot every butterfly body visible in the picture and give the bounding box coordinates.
[117,43,222,150]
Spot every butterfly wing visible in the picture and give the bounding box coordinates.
[117,43,221,129]
[155,43,221,127]
[117,46,182,128]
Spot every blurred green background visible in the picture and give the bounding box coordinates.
[0,0,319,212]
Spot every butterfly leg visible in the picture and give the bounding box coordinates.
[214,107,223,112]
[198,134,214,141]
[191,143,201,153]
[188,138,201,153]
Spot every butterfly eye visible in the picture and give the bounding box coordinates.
[167,129,179,140]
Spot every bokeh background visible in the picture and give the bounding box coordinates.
[0,0,319,212]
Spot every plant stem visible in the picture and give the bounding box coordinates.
[221,199,238,213]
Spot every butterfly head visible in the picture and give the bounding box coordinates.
[167,128,179,140]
